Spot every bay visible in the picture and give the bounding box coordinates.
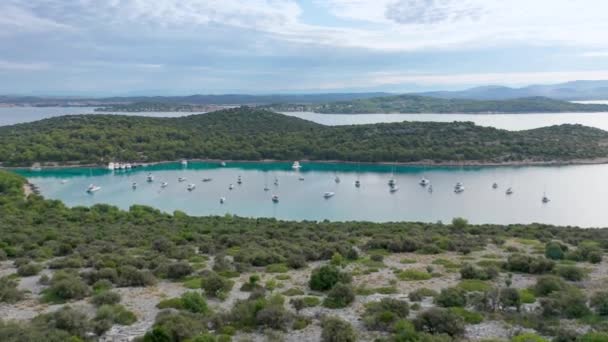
[16,161,608,227]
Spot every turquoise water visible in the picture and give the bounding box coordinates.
[16,162,608,227]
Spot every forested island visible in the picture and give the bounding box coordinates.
[263,95,608,114]
[1,107,608,166]
[1,170,608,341]
[94,102,232,113]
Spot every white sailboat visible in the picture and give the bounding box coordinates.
[542,192,550,203]
[107,162,115,171]
[147,173,154,182]
[388,163,396,187]
[161,182,168,188]
[323,191,335,199]
[187,184,196,191]
[86,184,101,193]
[178,177,187,182]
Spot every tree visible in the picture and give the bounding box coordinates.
[413,308,465,337]
[321,317,356,342]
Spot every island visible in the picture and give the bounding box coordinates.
[262,95,608,114]
[1,107,608,167]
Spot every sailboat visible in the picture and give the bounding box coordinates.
[229,184,234,190]
[334,171,341,183]
[263,172,270,191]
[187,184,196,191]
[506,187,513,195]
[272,195,279,203]
[492,182,498,189]
[237,175,242,185]
[161,182,168,188]
[132,182,137,189]
[388,163,396,187]
[147,173,154,182]
[178,177,187,182]
[292,161,302,170]
[542,192,550,203]
[355,162,361,187]
[220,197,226,204]
[419,177,430,186]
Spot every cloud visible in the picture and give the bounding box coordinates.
[581,51,608,58]
[0,60,49,71]
[385,0,483,25]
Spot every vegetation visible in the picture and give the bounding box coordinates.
[2,108,608,165]
[263,95,608,114]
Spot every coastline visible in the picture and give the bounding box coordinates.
[4,156,608,170]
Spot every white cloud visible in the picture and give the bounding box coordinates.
[581,51,608,58]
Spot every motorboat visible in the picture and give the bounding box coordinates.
[454,182,465,193]
[334,176,341,183]
[506,187,513,195]
[229,184,234,190]
[390,186,399,193]
[161,182,168,188]
[86,184,101,193]
[187,184,196,191]
[181,159,188,167]
[132,182,137,189]
[178,177,186,182]
[202,178,212,182]
[220,197,226,204]
[492,182,498,189]
[419,177,430,186]
[107,162,115,171]
[292,161,302,170]
[355,180,361,187]
[323,192,335,199]
[272,195,279,203]
[147,173,154,182]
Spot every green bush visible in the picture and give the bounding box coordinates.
[34,306,92,338]
[449,307,483,324]
[533,276,567,296]
[143,311,207,342]
[95,304,137,326]
[505,254,554,274]
[201,272,233,299]
[17,263,42,277]
[499,287,520,311]
[590,291,608,316]
[413,307,465,337]
[457,280,491,292]
[91,291,121,306]
[435,287,467,307]
[323,283,355,308]
[321,316,356,342]
[540,289,589,318]
[555,265,585,281]
[266,263,289,273]
[409,288,438,301]
[397,269,432,281]
[286,254,307,269]
[363,298,410,331]
[579,332,608,342]
[117,266,156,287]
[545,242,566,260]
[0,276,24,303]
[166,261,194,280]
[511,332,548,342]
[519,289,536,304]
[181,292,208,314]
[309,265,351,291]
[44,271,91,302]
[460,264,498,280]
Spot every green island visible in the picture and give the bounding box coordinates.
[94,102,230,113]
[1,169,608,341]
[262,95,608,114]
[2,107,608,166]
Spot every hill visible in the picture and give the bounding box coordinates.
[263,95,608,114]
[1,107,608,166]
[418,80,608,101]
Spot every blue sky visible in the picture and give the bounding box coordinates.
[1,0,608,96]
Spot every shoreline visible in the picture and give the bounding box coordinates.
[3,156,608,170]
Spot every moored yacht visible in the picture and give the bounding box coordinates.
[229,184,234,190]
[506,187,513,195]
[492,182,498,189]
[237,175,242,184]
[419,177,430,186]
[334,176,341,183]
[272,195,279,203]
[132,182,137,189]
[86,184,101,193]
[355,180,361,188]
[323,191,335,199]
[202,178,212,182]
[178,177,187,182]
[187,184,196,191]
[161,182,168,188]
[292,161,302,170]
[390,185,399,193]
[107,162,115,171]
[454,182,464,193]
[147,173,154,182]
[220,197,226,204]
[542,193,550,203]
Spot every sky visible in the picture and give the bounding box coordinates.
[1,0,608,96]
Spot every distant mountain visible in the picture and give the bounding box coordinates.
[417,80,608,100]
[263,95,608,114]
[0,93,390,107]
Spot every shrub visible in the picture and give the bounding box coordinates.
[533,276,567,296]
[91,291,121,306]
[282,288,304,296]
[363,298,410,331]
[309,265,351,291]
[460,264,498,280]
[590,291,608,316]
[449,307,483,324]
[457,280,491,292]
[519,289,536,304]
[579,333,608,342]
[511,333,548,342]
[201,272,233,299]
[505,254,554,274]
[45,271,91,302]
[435,287,467,307]
[321,316,356,342]
[181,292,208,314]
[323,283,355,308]
[545,242,566,260]
[17,263,42,277]
[397,269,432,281]
[255,305,292,330]
[95,304,137,326]
[540,289,589,318]
[588,251,603,264]
[35,306,91,338]
[555,265,585,281]
[0,276,24,303]
[143,311,206,342]
[93,279,113,293]
[157,297,184,310]
[117,266,156,287]
[266,263,289,273]
[290,296,321,311]
[409,288,438,301]
[413,308,465,337]
[286,254,307,269]
[499,287,520,311]
[166,261,194,280]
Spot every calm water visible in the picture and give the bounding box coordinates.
[16,162,608,227]
[2,106,608,131]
